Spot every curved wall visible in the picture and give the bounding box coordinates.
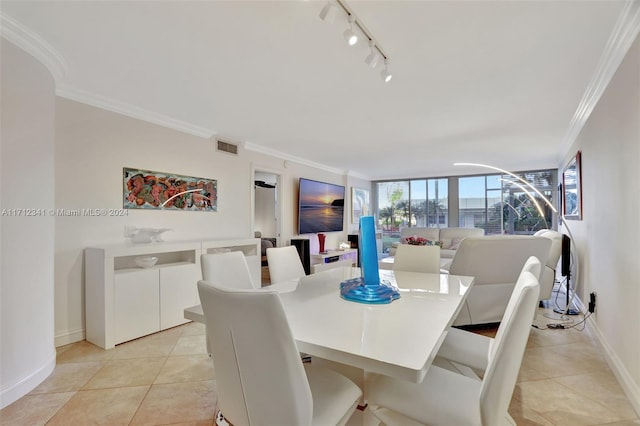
[0,39,56,408]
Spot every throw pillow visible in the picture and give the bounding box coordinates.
[447,237,463,250]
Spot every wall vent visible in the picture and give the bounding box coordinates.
[217,139,238,155]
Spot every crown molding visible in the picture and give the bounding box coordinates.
[0,13,67,83]
[1,12,213,140]
[345,169,371,181]
[244,141,354,177]
[57,83,370,179]
[56,85,214,139]
[559,0,640,158]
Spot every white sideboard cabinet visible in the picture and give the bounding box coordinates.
[85,238,260,349]
[86,241,201,349]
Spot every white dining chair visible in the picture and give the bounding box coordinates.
[202,251,296,293]
[266,245,307,284]
[201,251,255,289]
[365,259,541,426]
[199,251,298,355]
[392,244,441,274]
[435,256,541,373]
[197,281,362,426]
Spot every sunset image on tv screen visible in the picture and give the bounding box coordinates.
[298,178,345,234]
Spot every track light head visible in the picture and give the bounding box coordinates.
[364,40,379,68]
[319,0,391,82]
[380,59,392,83]
[319,1,336,23]
[343,15,358,46]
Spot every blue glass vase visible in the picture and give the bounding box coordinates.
[340,216,400,304]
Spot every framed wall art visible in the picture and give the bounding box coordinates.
[123,167,217,211]
[562,151,582,220]
[351,187,370,224]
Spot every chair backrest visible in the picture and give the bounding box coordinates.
[521,255,542,280]
[479,258,541,425]
[197,281,313,426]
[266,246,306,283]
[438,227,485,248]
[534,229,564,269]
[201,251,257,290]
[393,244,441,274]
[448,235,550,284]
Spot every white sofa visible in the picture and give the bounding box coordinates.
[389,227,485,258]
[533,229,564,301]
[446,235,551,326]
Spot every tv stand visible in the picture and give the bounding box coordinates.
[311,249,357,273]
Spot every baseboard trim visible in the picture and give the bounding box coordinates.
[585,316,640,417]
[553,292,640,416]
[55,328,85,347]
[0,349,56,409]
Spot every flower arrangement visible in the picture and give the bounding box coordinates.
[402,236,444,247]
[404,235,428,245]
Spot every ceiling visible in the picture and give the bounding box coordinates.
[0,1,627,180]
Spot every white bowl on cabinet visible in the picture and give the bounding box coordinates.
[134,256,158,268]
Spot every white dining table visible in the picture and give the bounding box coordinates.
[185,267,473,383]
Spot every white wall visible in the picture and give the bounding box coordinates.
[0,40,56,408]
[54,98,360,345]
[560,33,640,411]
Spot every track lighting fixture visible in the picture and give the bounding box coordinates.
[318,0,392,82]
[343,15,358,46]
[364,40,379,68]
[319,1,336,23]
[380,58,392,83]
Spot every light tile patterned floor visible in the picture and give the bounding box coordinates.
[1,307,638,425]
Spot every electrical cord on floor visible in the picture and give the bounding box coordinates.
[533,310,592,331]
[533,277,593,331]
[542,311,575,323]
[552,276,569,312]
[562,312,591,331]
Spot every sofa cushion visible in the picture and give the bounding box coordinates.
[399,227,440,241]
[390,227,484,257]
[439,227,485,249]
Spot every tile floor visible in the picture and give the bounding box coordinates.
[1,306,639,425]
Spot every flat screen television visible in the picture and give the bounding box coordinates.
[297,178,345,234]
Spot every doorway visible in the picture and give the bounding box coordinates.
[253,169,281,285]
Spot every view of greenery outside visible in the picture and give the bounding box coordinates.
[376,178,448,253]
[375,170,555,253]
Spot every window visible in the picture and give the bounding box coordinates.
[374,169,555,243]
[501,171,555,234]
[459,175,503,234]
[375,178,449,253]
[428,179,448,227]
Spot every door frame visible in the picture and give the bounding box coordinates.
[250,164,283,246]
